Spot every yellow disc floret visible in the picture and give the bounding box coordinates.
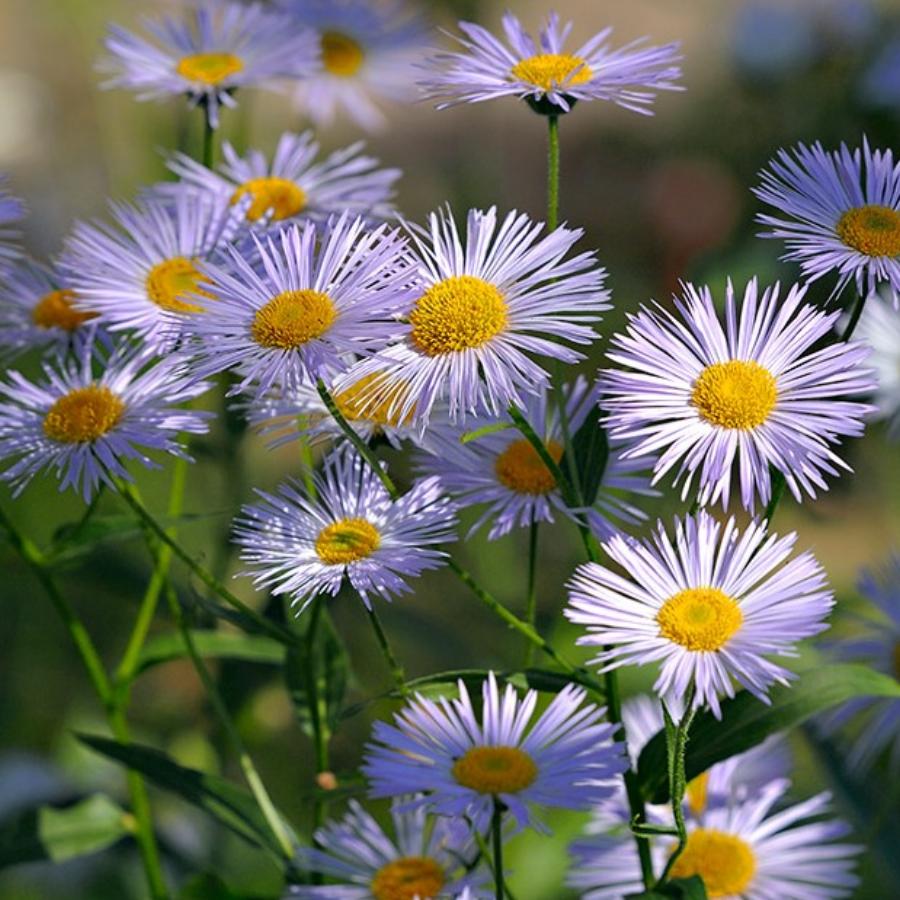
[691,360,777,430]
[32,289,95,332]
[451,746,538,795]
[494,438,563,495]
[511,53,593,92]
[334,373,415,428]
[321,31,365,77]
[230,177,306,222]
[836,204,900,257]
[315,517,381,565]
[145,257,213,313]
[657,587,743,652]
[176,52,244,86]
[370,856,445,900]
[251,289,337,350]
[409,275,508,356]
[668,829,757,898]
[43,385,125,444]
[686,770,710,818]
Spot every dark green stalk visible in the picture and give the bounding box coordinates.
[365,605,408,697]
[491,800,505,900]
[523,521,540,667]
[547,115,560,230]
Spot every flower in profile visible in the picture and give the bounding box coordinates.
[416,377,654,540]
[233,449,457,611]
[565,512,834,718]
[0,178,25,276]
[61,191,241,350]
[101,0,317,127]
[363,671,626,832]
[601,278,875,512]
[164,131,400,229]
[853,289,900,440]
[420,12,681,115]
[185,214,415,396]
[0,343,211,501]
[289,798,486,899]
[754,138,900,306]
[277,0,430,130]
[343,206,608,425]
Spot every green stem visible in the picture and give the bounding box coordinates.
[547,115,560,230]
[523,521,540,668]
[303,597,330,866]
[841,291,868,342]
[491,800,505,900]
[763,469,787,525]
[201,104,215,169]
[365,605,408,697]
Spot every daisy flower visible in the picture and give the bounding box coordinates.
[185,214,416,396]
[569,781,860,899]
[363,671,627,833]
[416,377,655,540]
[278,0,430,131]
[853,288,900,439]
[233,448,457,612]
[754,137,900,306]
[0,178,25,275]
[289,797,486,899]
[163,131,400,230]
[0,343,211,501]
[101,0,317,128]
[601,278,875,512]
[343,206,608,425]
[565,512,834,718]
[61,190,241,351]
[420,11,682,115]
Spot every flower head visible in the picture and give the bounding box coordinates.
[601,278,875,512]
[0,178,25,276]
[565,512,835,718]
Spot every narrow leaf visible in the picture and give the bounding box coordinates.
[136,631,285,675]
[460,422,514,444]
[563,405,609,506]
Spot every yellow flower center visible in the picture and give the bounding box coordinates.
[409,275,508,356]
[451,746,538,795]
[370,856,445,900]
[334,372,415,428]
[251,289,337,350]
[176,52,244,86]
[230,177,307,222]
[145,257,213,313]
[686,770,710,817]
[657,587,743,652]
[669,829,757,898]
[321,31,365,77]
[691,360,777,430]
[42,385,125,444]
[494,438,563,495]
[836,204,900,257]
[32,289,96,332]
[510,53,593,92]
[315,517,380,565]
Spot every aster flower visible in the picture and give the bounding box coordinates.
[185,214,416,396]
[565,512,834,718]
[416,377,655,540]
[601,278,875,512]
[853,289,900,439]
[163,131,400,230]
[0,343,211,501]
[343,206,608,425]
[0,178,25,275]
[100,0,317,128]
[61,191,241,351]
[289,797,486,898]
[233,449,457,611]
[420,11,681,115]
[754,138,900,306]
[278,0,430,131]
[363,671,627,833]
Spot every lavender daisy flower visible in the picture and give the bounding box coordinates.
[420,11,681,115]
[278,0,430,131]
[288,797,486,899]
[185,215,416,396]
[164,131,400,229]
[0,178,25,276]
[100,0,317,128]
[416,377,655,540]
[601,278,875,512]
[0,343,211,501]
[853,289,900,439]
[343,206,608,425]
[363,671,627,833]
[565,512,834,718]
[233,449,457,612]
[61,191,241,351]
[754,138,900,306]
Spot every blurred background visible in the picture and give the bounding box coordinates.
[0,0,899,897]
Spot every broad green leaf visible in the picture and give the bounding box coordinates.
[177,873,245,900]
[0,794,130,868]
[136,631,285,675]
[562,405,609,506]
[637,664,900,803]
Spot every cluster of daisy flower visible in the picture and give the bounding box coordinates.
[1,1,898,898]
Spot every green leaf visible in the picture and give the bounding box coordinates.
[563,405,608,506]
[637,664,900,803]
[459,422,514,444]
[189,593,298,647]
[177,873,248,900]
[0,794,130,868]
[136,631,285,675]
[626,876,708,899]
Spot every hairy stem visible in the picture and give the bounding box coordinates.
[523,521,540,668]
